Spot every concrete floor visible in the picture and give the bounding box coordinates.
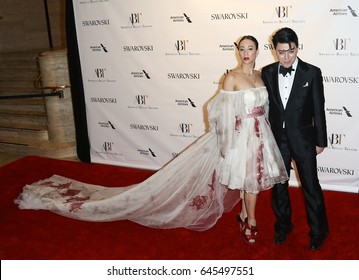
[0,153,25,167]
[0,153,79,167]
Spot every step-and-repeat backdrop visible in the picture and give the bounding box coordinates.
[72,0,358,193]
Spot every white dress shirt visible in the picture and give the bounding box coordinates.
[278,58,298,128]
[278,58,298,109]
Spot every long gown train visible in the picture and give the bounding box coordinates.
[15,87,288,231]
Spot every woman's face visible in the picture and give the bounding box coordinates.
[238,39,258,65]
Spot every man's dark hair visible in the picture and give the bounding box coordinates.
[272,27,298,48]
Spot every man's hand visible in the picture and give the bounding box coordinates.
[316,146,325,155]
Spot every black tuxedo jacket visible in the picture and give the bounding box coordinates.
[261,58,327,157]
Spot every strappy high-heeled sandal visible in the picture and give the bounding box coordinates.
[236,214,247,232]
[243,218,258,245]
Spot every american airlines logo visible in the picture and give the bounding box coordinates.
[343,107,353,117]
[219,44,236,51]
[138,148,156,157]
[170,13,192,23]
[330,6,358,17]
[90,44,108,53]
[131,70,151,79]
[175,98,197,107]
[326,107,353,117]
[98,121,116,129]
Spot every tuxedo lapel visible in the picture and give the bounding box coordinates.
[286,59,308,108]
[268,62,285,112]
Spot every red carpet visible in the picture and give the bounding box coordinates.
[0,155,358,260]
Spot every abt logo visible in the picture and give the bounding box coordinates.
[95,68,106,78]
[129,13,142,26]
[135,95,148,105]
[334,38,350,50]
[275,6,292,18]
[179,123,192,133]
[103,142,114,153]
[328,134,345,146]
[175,40,188,54]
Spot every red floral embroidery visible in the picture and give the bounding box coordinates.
[40,180,72,190]
[190,195,208,211]
[39,180,55,186]
[69,202,84,213]
[235,116,241,131]
[256,142,270,190]
[254,118,260,137]
[40,180,90,212]
[189,169,216,211]
[62,189,81,196]
[256,142,264,185]
[66,196,90,212]
[53,182,72,190]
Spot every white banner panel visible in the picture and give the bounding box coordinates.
[72,0,359,193]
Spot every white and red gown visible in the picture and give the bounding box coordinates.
[15,86,288,231]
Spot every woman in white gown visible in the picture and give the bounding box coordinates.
[15,36,288,244]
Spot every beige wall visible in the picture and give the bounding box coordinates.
[0,0,66,52]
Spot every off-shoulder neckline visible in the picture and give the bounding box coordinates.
[220,86,266,94]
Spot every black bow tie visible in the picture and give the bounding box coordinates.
[279,65,294,77]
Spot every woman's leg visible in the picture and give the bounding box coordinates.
[243,192,258,244]
[237,190,247,230]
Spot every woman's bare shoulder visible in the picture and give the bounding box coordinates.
[223,69,243,90]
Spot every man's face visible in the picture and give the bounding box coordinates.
[275,42,298,68]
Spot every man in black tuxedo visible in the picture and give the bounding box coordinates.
[261,27,329,250]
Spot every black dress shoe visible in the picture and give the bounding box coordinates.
[274,231,287,245]
[274,225,293,245]
[309,238,325,251]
